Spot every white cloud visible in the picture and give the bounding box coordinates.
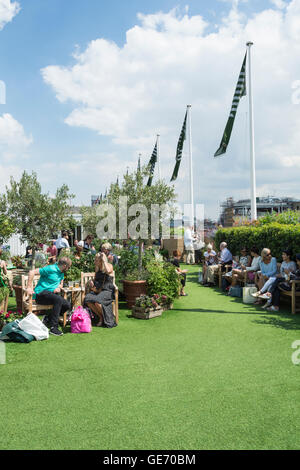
[0,113,33,162]
[270,0,288,9]
[42,2,300,218]
[0,0,20,30]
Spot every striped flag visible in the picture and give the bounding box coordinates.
[214,52,247,157]
[147,139,158,187]
[170,111,187,181]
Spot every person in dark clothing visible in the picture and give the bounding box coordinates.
[171,250,188,296]
[84,252,117,328]
[266,253,300,312]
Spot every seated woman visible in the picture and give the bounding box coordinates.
[266,253,300,312]
[171,250,188,296]
[254,249,297,309]
[230,246,257,287]
[84,252,117,328]
[202,244,217,285]
[252,248,278,304]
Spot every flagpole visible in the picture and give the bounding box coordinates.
[246,42,257,221]
[187,105,194,228]
[157,134,161,180]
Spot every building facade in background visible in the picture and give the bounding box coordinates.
[220,196,300,227]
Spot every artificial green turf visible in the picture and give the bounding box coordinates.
[1,265,300,450]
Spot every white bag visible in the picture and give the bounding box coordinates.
[19,313,49,341]
[243,286,258,304]
[198,270,203,283]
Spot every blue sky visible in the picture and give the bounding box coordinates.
[0,0,298,219]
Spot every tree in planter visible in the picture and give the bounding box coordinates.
[102,165,177,279]
[0,171,74,267]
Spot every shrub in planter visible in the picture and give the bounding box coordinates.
[132,294,163,319]
[146,260,181,305]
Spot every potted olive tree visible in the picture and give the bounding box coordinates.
[103,166,177,308]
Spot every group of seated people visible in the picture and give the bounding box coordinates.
[26,248,118,337]
[201,242,300,312]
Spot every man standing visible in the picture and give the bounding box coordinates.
[184,225,195,265]
[55,231,70,256]
[26,257,72,336]
[205,242,233,287]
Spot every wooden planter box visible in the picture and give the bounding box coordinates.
[123,280,147,309]
[132,306,163,320]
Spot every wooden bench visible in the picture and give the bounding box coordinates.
[21,274,68,327]
[81,272,119,325]
[279,280,300,315]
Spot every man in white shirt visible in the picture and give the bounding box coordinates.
[55,231,70,256]
[205,242,233,286]
[184,225,196,264]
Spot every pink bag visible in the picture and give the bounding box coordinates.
[71,306,92,334]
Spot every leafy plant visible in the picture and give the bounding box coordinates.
[146,260,180,303]
[134,294,163,311]
[12,275,22,287]
[0,286,9,304]
[0,309,24,324]
[215,223,300,260]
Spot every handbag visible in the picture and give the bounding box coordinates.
[0,320,35,343]
[71,306,92,333]
[228,286,243,298]
[18,313,49,341]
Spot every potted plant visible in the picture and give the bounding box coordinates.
[132,294,163,319]
[146,259,180,310]
[101,165,176,308]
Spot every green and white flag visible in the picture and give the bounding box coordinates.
[214,52,247,157]
[147,139,158,187]
[171,110,187,181]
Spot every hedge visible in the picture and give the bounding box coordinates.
[214,223,300,261]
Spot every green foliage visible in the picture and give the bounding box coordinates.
[146,260,180,303]
[12,275,22,286]
[0,286,9,304]
[258,210,300,226]
[0,172,74,260]
[215,223,300,260]
[0,249,11,261]
[0,215,15,244]
[58,249,95,282]
[80,206,101,239]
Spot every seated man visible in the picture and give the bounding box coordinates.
[26,257,72,336]
[204,242,232,287]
